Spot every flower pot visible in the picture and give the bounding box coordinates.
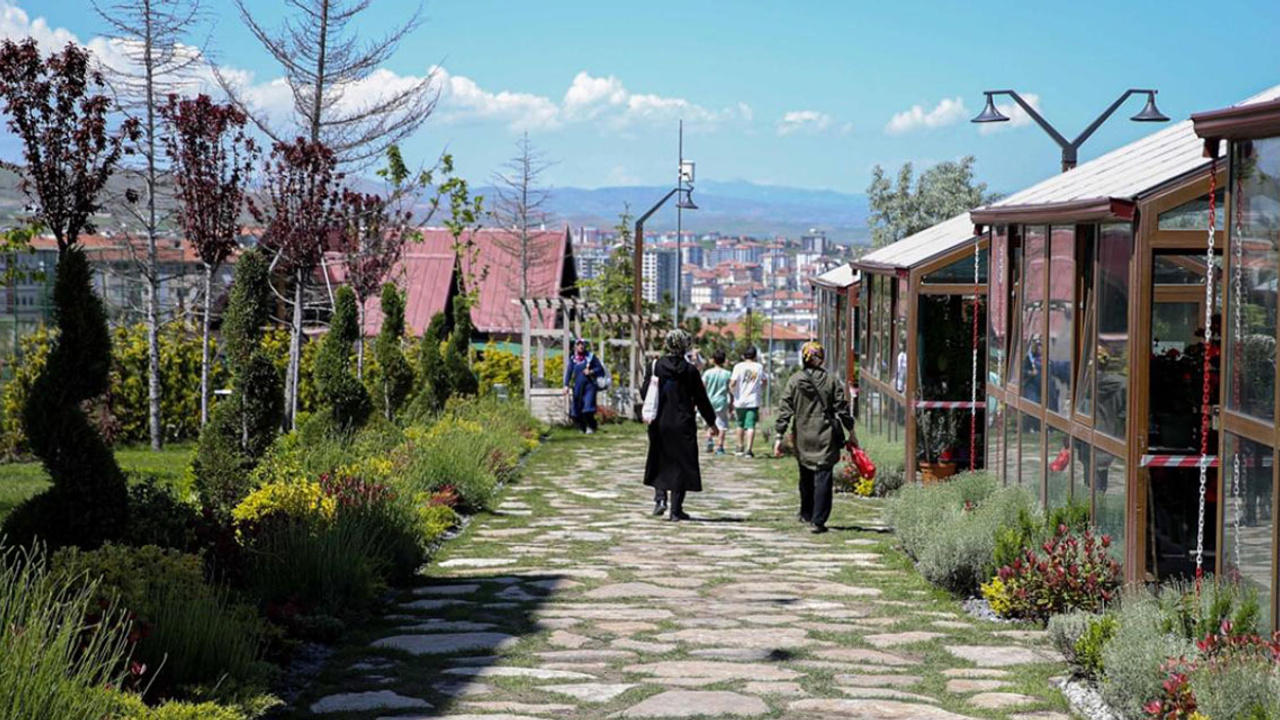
[919,461,958,484]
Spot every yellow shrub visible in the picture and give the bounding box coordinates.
[853,477,874,497]
[232,480,336,528]
[980,575,1014,617]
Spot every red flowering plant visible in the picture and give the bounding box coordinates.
[318,472,398,511]
[993,524,1122,622]
[1143,657,1198,719]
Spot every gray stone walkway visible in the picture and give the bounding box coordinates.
[296,428,1072,719]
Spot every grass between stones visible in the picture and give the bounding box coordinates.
[284,422,1072,720]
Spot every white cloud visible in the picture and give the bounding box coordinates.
[776,110,832,136]
[884,97,969,135]
[0,1,749,138]
[0,0,77,48]
[977,93,1042,135]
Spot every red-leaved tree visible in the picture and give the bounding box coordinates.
[251,137,344,428]
[336,188,411,377]
[162,93,258,426]
[0,39,137,255]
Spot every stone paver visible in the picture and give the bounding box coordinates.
[298,429,1067,719]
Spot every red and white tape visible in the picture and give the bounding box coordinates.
[1141,455,1218,468]
[913,400,983,410]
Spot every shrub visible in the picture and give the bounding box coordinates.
[122,478,200,550]
[319,473,425,582]
[406,311,449,418]
[110,323,225,445]
[992,525,1122,621]
[244,516,384,616]
[417,502,460,544]
[915,485,1034,594]
[400,418,498,511]
[1100,590,1196,718]
[0,543,132,720]
[4,247,127,549]
[0,324,53,458]
[105,691,281,719]
[1156,578,1261,643]
[51,544,266,696]
[858,432,907,496]
[1187,636,1280,720]
[232,479,337,530]
[887,471,996,559]
[1047,610,1095,671]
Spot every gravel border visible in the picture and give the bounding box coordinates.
[1052,675,1122,720]
[961,596,1017,624]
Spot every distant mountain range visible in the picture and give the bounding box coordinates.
[1,167,870,244]
[499,179,871,242]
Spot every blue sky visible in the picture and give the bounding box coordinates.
[8,0,1280,196]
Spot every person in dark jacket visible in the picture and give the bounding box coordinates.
[773,341,857,534]
[564,338,606,433]
[643,329,719,521]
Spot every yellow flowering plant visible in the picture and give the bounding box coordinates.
[980,575,1015,617]
[232,479,337,530]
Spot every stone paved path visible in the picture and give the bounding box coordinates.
[295,427,1072,719]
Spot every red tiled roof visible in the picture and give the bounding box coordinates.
[336,227,573,337]
[30,234,236,264]
[701,319,811,342]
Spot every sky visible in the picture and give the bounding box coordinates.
[6,0,1280,198]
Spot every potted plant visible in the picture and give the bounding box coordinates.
[918,410,959,483]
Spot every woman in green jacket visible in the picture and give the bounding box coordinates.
[773,341,857,533]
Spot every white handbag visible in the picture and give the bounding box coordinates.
[641,360,660,424]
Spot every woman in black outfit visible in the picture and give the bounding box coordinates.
[642,329,719,521]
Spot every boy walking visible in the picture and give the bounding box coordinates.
[729,346,766,457]
[702,349,732,454]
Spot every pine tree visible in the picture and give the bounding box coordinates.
[408,311,448,417]
[374,283,414,419]
[315,285,371,429]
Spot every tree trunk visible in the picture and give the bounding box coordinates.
[356,301,365,379]
[200,262,212,426]
[144,0,163,451]
[287,268,304,430]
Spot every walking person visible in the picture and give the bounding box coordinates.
[563,338,606,434]
[729,346,767,457]
[643,329,719,521]
[702,349,732,455]
[773,341,856,534]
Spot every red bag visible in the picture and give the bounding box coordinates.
[849,445,876,480]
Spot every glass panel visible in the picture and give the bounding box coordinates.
[1156,188,1226,231]
[1007,235,1024,388]
[869,275,881,383]
[987,395,1005,482]
[1094,448,1127,561]
[1152,302,1201,352]
[1226,137,1280,422]
[989,227,1009,388]
[896,278,908,394]
[1047,227,1075,416]
[1020,227,1047,404]
[917,295,985,401]
[1075,226,1097,418]
[922,246,989,284]
[1072,437,1092,510]
[1221,433,1274,630]
[880,278,892,383]
[1019,413,1043,496]
[1096,224,1133,439]
[1076,305,1097,417]
[1153,256,1209,285]
[1046,426,1070,510]
[1004,408,1019,486]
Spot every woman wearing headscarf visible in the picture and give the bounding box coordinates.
[642,329,719,521]
[563,338,606,434]
[773,341,856,534]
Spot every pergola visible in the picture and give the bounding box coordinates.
[853,214,988,484]
[514,297,657,424]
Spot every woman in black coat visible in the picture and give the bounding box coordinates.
[642,329,719,521]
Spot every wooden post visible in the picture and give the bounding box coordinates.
[521,299,532,405]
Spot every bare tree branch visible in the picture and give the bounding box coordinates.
[489,133,556,300]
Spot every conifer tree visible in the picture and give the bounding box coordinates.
[315,285,371,429]
[408,311,448,417]
[444,294,478,397]
[374,283,414,419]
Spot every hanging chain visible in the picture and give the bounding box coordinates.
[970,238,980,471]
[1231,166,1244,572]
[1195,158,1218,583]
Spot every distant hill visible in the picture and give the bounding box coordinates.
[1,167,870,244]
[507,179,870,242]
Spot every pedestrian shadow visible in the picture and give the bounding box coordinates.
[293,572,568,717]
[825,524,892,533]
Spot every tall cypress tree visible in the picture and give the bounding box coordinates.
[315,285,371,430]
[444,294,478,397]
[408,311,448,418]
[374,283,414,419]
[192,249,283,516]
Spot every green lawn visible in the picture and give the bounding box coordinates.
[0,443,195,522]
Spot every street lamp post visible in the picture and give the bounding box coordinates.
[972,89,1169,172]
